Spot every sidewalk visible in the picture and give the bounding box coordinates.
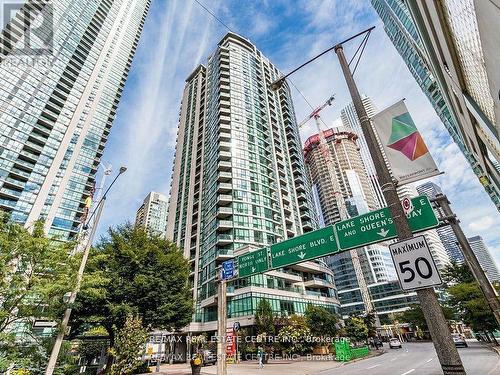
[147,350,385,375]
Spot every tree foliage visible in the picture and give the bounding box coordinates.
[447,283,498,333]
[343,316,368,343]
[276,315,311,354]
[441,261,475,285]
[398,303,454,330]
[255,299,275,336]
[363,313,377,338]
[441,262,498,333]
[0,215,79,373]
[71,224,193,344]
[0,216,78,334]
[110,315,147,375]
[304,305,339,338]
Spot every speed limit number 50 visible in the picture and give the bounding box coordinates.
[390,235,442,291]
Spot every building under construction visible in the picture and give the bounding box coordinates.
[303,126,418,318]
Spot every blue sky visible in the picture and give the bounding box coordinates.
[97,0,500,266]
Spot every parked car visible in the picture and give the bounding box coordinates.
[201,349,217,366]
[452,334,468,348]
[389,338,402,349]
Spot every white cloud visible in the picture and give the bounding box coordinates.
[96,0,500,257]
[468,216,495,232]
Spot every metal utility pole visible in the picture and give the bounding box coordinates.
[217,278,227,375]
[433,194,500,326]
[45,199,106,375]
[45,166,126,375]
[335,43,465,375]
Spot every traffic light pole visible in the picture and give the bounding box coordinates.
[335,44,465,375]
[432,194,500,326]
[217,278,227,375]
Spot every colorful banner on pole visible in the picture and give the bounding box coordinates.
[372,100,440,184]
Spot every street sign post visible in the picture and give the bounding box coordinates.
[221,260,235,280]
[390,235,442,291]
[335,195,438,250]
[237,247,270,277]
[270,226,337,268]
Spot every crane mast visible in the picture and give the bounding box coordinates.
[300,95,374,315]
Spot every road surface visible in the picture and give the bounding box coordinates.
[319,340,500,375]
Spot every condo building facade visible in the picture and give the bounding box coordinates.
[468,236,500,283]
[166,33,340,333]
[416,181,464,263]
[135,191,168,237]
[0,0,151,240]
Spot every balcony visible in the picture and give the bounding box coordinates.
[219,141,231,151]
[9,168,31,179]
[216,220,232,232]
[217,233,233,243]
[304,277,334,289]
[2,177,25,189]
[219,114,231,125]
[217,182,232,192]
[0,188,22,198]
[19,150,39,162]
[217,172,231,182]
[218,194,232,205]
[290,261,334,275]
[302,220,314,231]
[216,207,232,218]
[215,248,233,262]
[218,161,231,171]
[219,151,231,161]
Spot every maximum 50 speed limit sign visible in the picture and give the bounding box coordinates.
[390,235,442,291]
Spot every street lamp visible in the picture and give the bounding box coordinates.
[45,166,127,375]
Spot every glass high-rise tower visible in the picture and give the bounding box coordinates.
[0,0,151,240]
[135,191,168,237]
[416,181,464,263]
[166,33,340,331]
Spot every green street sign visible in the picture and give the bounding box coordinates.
[237,247,270,277]
[270,226,338,268]
[335,195,438,250]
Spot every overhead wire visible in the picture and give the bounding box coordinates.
[193,0,321,118]
[193,0,232,32]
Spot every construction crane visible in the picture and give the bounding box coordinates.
[299,95,374,315]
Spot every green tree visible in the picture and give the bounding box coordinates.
[398,303,454,330]
[441,261,475,285]
[277,315,311,354]
[447,283,498,334]
[344,316,368,343]
[304,305,339,338]
[110,315,147,375]
[77,327,109,368]
[0,215,78,372]
[441,261,498,337]
[71,224,193,368]
[255,299,275,336]
[363,313,377,338]
[0,217,78,333]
